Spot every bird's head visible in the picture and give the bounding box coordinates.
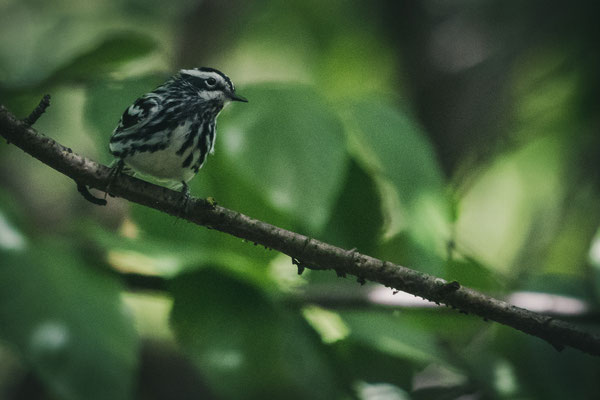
[178,67,247,104]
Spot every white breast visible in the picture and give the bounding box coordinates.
[123,120,198,184]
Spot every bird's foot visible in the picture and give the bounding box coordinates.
[105,159,125,198]
[76,158,125,205]
[77,182,107,206]
[177,181,192,217]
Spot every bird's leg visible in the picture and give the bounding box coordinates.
[105,159,125,198]
[179,180,191,216]
[77,182,107,206]
[76,158,125,205]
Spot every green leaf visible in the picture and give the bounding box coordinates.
[0,0,160,89]
[339,310,442,364]
[340,98,451,254]
[495,325,600,400]
[443,258,506,293]
[376,232,446,277]
[342,99,445,204]
[0,243,138,400]
[412,385,475,400]
[191,143,299,234]
[170,268,338,400]
[322,158,384,254]
[85,213,275,289]
[218,83,349,232]
[49,33,158,83]
[328,340,417,392]
[0,196,28,251]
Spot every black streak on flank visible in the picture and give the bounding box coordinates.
[182,152,194,168]
[176,121,201,156]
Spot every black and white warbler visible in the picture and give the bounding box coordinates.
[107,67,247,202]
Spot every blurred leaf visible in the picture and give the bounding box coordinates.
[354,381,412,400]
[0,243,138,400]
[0,0,162,89]
[86,219,275,289]
[316,29,399,100]
[0,211,27,252]
[0,196,28,251]
[194,141,299,232]
[49,33,158,83]
[398,310,486,346]
[0,89,47,119]
[339,310,443,364]
[341,99,445,207]
[411,385,475,400]
[443,258,506,293]
[337,308,489,390]
[126,191,278,276]
[494,325,600,400]
[377,232,446,277]
[541,185,600,277]
[511,46,579,142]
[519,273,595,304]
[340,98,451,257]
[454,136,580,276]
[590,229,600,300]
[219,83,349,232]
[328,340,417,392]
[322,158,384,254]
[170,268,338,400]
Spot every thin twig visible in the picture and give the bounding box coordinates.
[22,94,51,126]
[1,100,600,357]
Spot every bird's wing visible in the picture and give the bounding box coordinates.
[111,93,162,139]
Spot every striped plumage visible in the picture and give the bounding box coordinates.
[109,67,247,189]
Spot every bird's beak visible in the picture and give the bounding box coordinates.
[228,91,248,103]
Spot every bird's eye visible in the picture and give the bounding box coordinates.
[206,77,217,86]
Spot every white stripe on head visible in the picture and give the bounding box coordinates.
[179,68,234,92]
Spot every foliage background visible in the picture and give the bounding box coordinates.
[1,0,599,399]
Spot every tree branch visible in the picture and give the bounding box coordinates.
[1,100,599,357]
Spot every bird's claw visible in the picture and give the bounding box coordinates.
[105,159,125,198]
[177,181,192,217]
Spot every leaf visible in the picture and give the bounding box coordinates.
[377,232,446,277]
[169,268,339,400]
[0,1,159,90]
[338,310,442,364]
[85,214,275,289]
[495,325,600,400]
[0,243,139,400]
[443,258,506,293]
[49,33,158,83]
[0,196,28,251]
[328,340,417,391]
[412,385,476,400]
[218,83,349,232]
[342,99,445,204]
[321,158,384,254]
[340,98,451,253]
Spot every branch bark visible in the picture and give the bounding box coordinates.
[1,100,599,357]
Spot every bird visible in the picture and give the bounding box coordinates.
[106,67,247,205]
